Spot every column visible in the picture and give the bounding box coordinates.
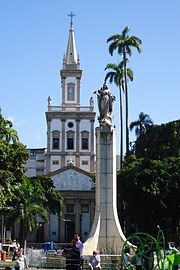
[90,119,95,172]
[75,200,81,233]
[61,77,66,107]
[46,119,51,173]
[90,199,95,227]
[76,119,80,168]
[61,119,66,167]
[76,77,81,105]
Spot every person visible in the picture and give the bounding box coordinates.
[135,254,142,270]
[74,233,84,270]
[135,246,142,270]
[12,246,19,261]
[62,239,80,270]
[15,249,29,270]
[118,256,123,270]
[166,242,179,270]
[167,242,178,254]
[123,247,132,270]
[88,251,101,270]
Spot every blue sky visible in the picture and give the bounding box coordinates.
[1,0,180,152]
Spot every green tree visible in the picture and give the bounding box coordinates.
[30,175,63,215]
[118,154,180,239]
[6,176,63,246]
[0,112,19,143]
[130,112,153,138]
[0,112,29,179]
[0,170,15,207]
[134,120,180,159]
[118,120,180,241]
[105,61,133,168]
[7,177,48,245]
[0,112,63,246]
[0,112,30,244]
[107,26,142,154]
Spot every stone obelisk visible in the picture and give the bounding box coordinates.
[83,83,126,255]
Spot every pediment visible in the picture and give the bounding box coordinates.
[50,167,94,191]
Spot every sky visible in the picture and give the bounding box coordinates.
[1,0,180,152]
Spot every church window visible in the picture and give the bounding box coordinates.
[67,83,75,101]
[67,131,74,150]
[66,204,74,214]
[81,204,89,213]
[52,160,59,165]
[82,160,88,165]
[81,131,89,150]
[52,130,60,149]
[68,122,74,128]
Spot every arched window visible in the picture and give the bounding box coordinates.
[67,130,74,150]
[52,130,60,149]
[81,131,89,150]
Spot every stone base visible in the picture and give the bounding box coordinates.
[83,127,126,255]
[83,210,126,255]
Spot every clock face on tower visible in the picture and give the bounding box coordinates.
[68,88,74,94]
[67,85,75,101]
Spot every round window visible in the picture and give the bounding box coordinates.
[68,122,74,128]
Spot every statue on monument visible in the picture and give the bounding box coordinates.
[94,82,115,126]
[47,96,51,106]
[90,96,94,107]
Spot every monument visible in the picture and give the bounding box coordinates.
[83,83,127,255]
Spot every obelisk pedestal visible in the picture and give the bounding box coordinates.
[83,125,126,255]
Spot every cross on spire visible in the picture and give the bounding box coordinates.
[68,11,76,24]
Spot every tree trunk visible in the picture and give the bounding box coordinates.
[123,51,129,154]
[119,82,123,169]
[19,220,27,248]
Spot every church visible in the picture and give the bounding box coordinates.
[25,13,96,243]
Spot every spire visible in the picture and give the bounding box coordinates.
[65,11,78,66]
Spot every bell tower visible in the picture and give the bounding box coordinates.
[46,13,96,174]
[61,12,82,108]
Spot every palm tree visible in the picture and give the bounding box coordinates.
[0,112,19,143]
[130,112,153,138]
[104,61,133,169]
[7,177,48,246]
[107,26,142,154]
[5,120,19,143]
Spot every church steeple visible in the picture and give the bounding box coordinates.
[64,11,80,69]
[46,12,95,177]
[61,12,82,106]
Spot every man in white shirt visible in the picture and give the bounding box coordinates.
[15,249,29,270]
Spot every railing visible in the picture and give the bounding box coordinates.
[30,253,121,270]
[48,105,94,112]
[26,246,121,269]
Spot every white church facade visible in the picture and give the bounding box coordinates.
[24,14,96,243]
[46,15,95,173]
